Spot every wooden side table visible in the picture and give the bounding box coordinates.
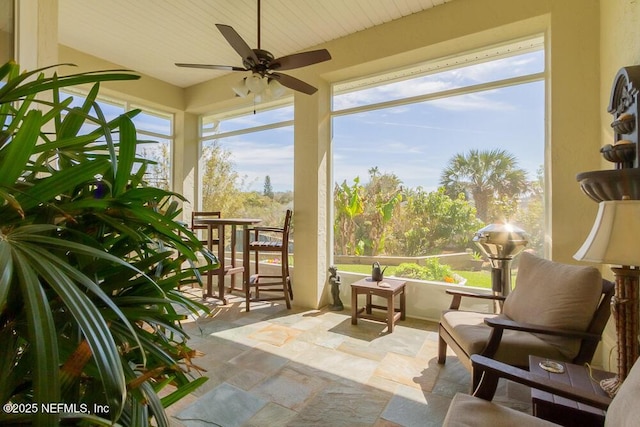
[350,277,406,333]
[529,355,614,426]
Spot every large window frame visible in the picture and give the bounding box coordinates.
[330,35,547,263]
[198,99,295,217]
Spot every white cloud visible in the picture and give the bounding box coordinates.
[429,91,513,112]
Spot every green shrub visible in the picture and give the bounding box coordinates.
[395,259,456,282]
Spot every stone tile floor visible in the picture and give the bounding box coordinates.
[167,289,531,427]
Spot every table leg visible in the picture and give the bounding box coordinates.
[229,224,237,291]
[205,224,214,299]
[388,293,395,333]
[244,227,251,311]
[400,287,406,320]
[217,224,227,304]
[366,293,372,314]
[351,287,358,325]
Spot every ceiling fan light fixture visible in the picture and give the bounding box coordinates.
[268,79,286,98]
[175,1,331,99]
[245,73,267,94]
[232,77,250,97]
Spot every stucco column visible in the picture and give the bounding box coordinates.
[174,111,199,220]
[293,80,331,309]
[547,2,601,263]
[15,0,58,70]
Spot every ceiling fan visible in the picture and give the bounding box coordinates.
[175,0,331,95]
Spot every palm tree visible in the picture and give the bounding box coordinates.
[440,149,528,222]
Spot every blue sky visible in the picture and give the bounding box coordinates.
[62,47,545,195]
[333,80,544,192]
[214,49,544,193]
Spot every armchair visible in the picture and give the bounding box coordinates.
[442,353,640,426]
[438,252,614,389]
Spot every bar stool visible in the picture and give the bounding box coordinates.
[243,209,293,311]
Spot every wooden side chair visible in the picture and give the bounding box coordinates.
[243,209,293,311]
[438,252,615,390]
[191,211,222,246]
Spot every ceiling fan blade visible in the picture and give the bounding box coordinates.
[175,63,247,71]
[215,24,259,64]
[270,49,332,71]
[271,72,318,95]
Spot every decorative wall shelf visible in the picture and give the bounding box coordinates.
[577,169,640,202]
[577,66,640,200]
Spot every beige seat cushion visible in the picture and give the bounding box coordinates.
[443,393,559,427]
[503,252,602,359]
[441,310,568,366]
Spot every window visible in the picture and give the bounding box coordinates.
[199,103,294,225]
[59,91,173,190]
[331,36,545,284]
[131,107,173,190]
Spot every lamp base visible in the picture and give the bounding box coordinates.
[604,267,640,396]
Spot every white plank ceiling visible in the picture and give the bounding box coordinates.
[58,0,452,88]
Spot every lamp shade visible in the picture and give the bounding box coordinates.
[574,200,640,266]
[245,73,267,94]
[232,78,249,97]
[268,79,286,98]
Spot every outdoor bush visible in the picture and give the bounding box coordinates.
[395,259,456,282]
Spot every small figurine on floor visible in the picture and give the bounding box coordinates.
[328,266,344,311]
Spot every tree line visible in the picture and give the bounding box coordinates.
[199,142,543,256]
[335,149,543,256]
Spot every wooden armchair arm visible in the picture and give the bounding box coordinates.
[445,289,505,310]
[471,355,612,410]
[480,317,602,358]
[484,317,602,341]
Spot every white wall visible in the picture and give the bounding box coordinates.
[597,0,640,372]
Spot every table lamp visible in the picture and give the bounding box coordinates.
[574,198,640,396]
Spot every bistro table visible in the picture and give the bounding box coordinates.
[193,217,261,303]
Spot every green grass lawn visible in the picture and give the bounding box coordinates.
[336,264,493,288]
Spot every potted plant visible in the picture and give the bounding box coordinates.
[0,61,217,426]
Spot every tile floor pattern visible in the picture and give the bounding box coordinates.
[167,290,532,427]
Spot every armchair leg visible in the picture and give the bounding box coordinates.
[438,334,447,364]
[471,369,499,401]
[472,366,484,391]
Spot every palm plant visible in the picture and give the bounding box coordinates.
[440,148,528,222]
[0,61,217,426]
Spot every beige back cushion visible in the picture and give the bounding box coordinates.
[503,252,602,357]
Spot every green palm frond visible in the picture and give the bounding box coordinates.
[0,61,214,426]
